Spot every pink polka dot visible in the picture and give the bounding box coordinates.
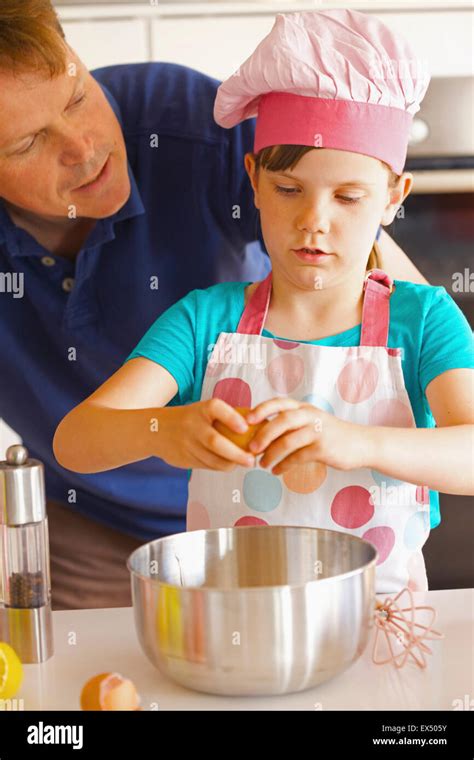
[187,501,211,531]
[212,378,252,407]
[369,398,414,427]
[206,337,233,377]
[206,360,226,377]
[273,339,300,350]
[362,526,395,565]
[336,358,378,403]
[266,354,305,393]
[234,516,269,527]
[407,552,427,591]
[416,486,430,505]
[331,486,374,529]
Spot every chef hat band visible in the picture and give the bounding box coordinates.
[255,93,413,175]
[214,10,430,175]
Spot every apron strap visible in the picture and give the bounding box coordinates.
[237,272,273,334]
[237,268,393,345]
[360,269,393,347]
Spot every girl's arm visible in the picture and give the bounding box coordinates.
[246,367,474,495]
[53,357,180,473]
[377,229,429,284]
[53,357,254,474]
[363,368,474,495]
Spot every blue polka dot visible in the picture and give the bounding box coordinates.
[404,511,430,550]
[371,469,404,488]
[302,393,334,415]
[243,470,282,512]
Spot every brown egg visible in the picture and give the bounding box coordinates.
[213,406,266,452]
[80,672,141,711]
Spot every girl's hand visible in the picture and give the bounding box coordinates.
[246,398,371,474]
[155,399,256,471]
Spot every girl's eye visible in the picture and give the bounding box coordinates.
[337,196,362,204]
[275,186,299,195]
[275,186,363,204]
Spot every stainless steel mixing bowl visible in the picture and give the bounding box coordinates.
[127,525,377,696]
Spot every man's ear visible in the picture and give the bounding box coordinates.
[244,153,260,210]
[380,172,413,226]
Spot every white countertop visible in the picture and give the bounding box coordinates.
[17,588,473,711]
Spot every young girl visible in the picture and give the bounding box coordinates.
[54,10,474,593]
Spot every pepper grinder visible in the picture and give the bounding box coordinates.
[0,444,54,662]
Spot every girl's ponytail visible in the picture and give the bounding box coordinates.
[366,239,382,271]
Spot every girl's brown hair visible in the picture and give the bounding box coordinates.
[0,0,67,78]
[253,145,401,270]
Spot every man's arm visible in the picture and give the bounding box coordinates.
[377,228,429,284]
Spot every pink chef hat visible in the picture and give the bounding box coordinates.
[214,9,430,174]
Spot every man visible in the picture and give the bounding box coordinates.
[0,1,427,610]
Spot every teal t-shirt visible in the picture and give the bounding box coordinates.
[125,279,474,529]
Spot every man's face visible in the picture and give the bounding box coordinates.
[0,46,130,220]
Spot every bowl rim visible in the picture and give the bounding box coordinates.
[126,525,379,592]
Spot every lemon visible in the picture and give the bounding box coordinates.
[0,642,23,699]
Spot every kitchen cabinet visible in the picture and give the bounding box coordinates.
[377,11,474,78]
[60,18,149,69]
[151,10,473,79]
[150,16,274,80]
[56,4,474,78]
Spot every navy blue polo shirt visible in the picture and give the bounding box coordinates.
[0,62,271,541]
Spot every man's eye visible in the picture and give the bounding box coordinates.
[14,93,86,155]
[17,136,38,155]
[275,186,299,195]
[70,92,86,108]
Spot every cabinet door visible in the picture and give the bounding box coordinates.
[151,10,472,81]
[377,11,474,77]
[62,19,149,70]
[151,16,275,81]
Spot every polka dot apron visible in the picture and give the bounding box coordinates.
[187,269,430,593]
